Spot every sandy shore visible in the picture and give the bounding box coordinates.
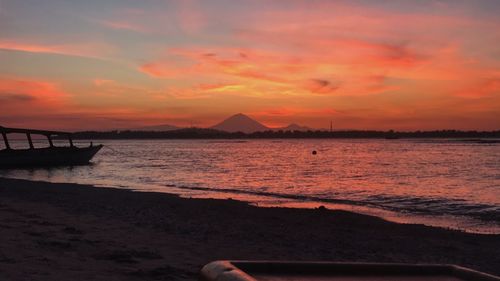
[0,177,499,280]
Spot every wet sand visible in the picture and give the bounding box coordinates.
[0,177,499,280]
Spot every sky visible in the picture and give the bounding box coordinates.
[1,0,499,131]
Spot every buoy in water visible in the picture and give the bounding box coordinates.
[312,150,317,155]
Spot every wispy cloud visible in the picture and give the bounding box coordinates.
[0,40,115,59]
[454,77,500,99]
[93,79,116,87]
[0,77,70,122]
[94,19,147,33]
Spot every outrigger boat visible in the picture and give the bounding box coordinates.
[0,126,102,168]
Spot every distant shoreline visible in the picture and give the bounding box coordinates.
[69,128,500,140]
[1,177,499,280]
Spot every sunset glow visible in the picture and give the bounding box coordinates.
[1,0,499,130]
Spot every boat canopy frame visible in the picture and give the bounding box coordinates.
[0,126,75,150]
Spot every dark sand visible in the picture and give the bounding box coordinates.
[0,177,499,281]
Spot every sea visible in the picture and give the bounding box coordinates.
[1,138,499,234]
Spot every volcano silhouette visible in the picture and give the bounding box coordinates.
[211,113,269,133]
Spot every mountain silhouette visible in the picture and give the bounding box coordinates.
[128,114,311,133]
[277,123,312,132]
[211,113,269,133]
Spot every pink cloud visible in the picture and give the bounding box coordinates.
[251,107,340,117]
[0,40,115,59]
[139,62,187,79]
[455,78,500,99]
[93,79,116,87]
[0,77,71,127]
[197,83,244,92]
[96,19,147,33]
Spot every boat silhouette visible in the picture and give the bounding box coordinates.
[0,126,102,168]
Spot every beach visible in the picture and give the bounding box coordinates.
[0,177,499,280]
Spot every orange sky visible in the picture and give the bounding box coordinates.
[1,0,499,131]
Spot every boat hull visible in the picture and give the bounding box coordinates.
[0,145,103,168]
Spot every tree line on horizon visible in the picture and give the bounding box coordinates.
[71,128,500,139]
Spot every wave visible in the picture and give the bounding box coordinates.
[169,184,500,223]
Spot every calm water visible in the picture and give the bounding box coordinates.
[1,139,499,233]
